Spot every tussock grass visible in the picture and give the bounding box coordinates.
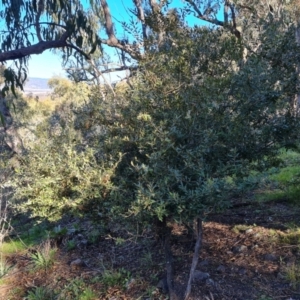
[284,263,300,289]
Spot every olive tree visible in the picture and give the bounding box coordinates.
[66,18,299,298]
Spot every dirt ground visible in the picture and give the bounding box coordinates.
[1,198,300,300]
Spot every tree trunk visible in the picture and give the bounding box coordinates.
[0,97,25,155]
[184,218,203,300]
[295,22,300,114]
[156,218,179,300]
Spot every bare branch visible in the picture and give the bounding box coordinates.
[185,0,241,38]
[66,42,91,60]
[100,0,119,46]
[184,0,224,26]
[133,0,147,40]
[149,0,165,46]
[229,3,241,38]
[100,0,144,60]
[64,65,138,75]
[224,0,229,24]
[89,58,115,96]
[102,65,138,74]
[25,22,67,31]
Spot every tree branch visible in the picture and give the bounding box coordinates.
[229,3,241,38]
[133,0,148,41]
[64,65,138,75]
[35,0,45,42]
[0,32,70,62]
[185,0,224,27]
[224,0,229,25]
[100,0,144,60]
[66,42,91,60]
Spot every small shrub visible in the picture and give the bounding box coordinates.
[58,278,97,300]
[0,186,12,247]
[279,229,300,245]
[31,239,56,270]
[26,286,56,300]
[79,287,97,300]
[231,224,251,234]
[66,239,76,251]
[284,263,300,289]
[87,229,101,244]
[0,254,11,277]
[101,268,131,289]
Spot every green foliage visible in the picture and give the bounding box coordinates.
[284,263,300,289]
[0,254,11,278]
[26,286,56,300]
[31,239,56,270]
[58,278,97,300]
[49,225,68,240]
[257,150,300,203]
[1,240,26,254]
[87,229,101,244]
[101,268,131,289]
[14,122,117,221]
[48,77,90,103]
[13,9,300,234]
[96,24,300,225]
[0,0,100,91]
[66,239,76,251]
[279,227,300,245]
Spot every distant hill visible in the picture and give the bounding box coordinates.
[23,77,52,95]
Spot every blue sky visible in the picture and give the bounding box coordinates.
[26,0,223,79]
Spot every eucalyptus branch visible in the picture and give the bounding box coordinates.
[0,31,70,62]
[66,42,91,60]
[224,0,229,24]
[184,0,224,26]
[100,0,144,60]
[35,0,45,42]
[229,3,241,38]
[89,58,115,96]
[25,22,67,31]
[133,0,148,40]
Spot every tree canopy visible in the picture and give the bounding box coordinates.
[2,0,298,90]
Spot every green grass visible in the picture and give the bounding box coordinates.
[231,224,252,234]
[279,227,300,245]
[0,239,26,254]
[284,263,300,289]
[255,149,300,204]
[0,222,51,255]
[26,286,56,300]
[270,165,300,184]
[101,268,131,289]
[58,278,97,300]
[0,254,11,277]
